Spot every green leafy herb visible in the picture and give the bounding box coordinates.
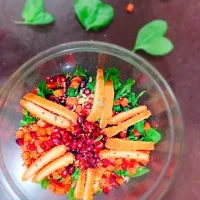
[115,79,135,101]
[97,189,102,194]
[37,178,50,189]
[15,0,55,25]
[122,107,130,112]
[67,87,79,97]
[113,105,121,112]
[127,126,138,141]
[20,110,37,127]
[37,81,53,98]
[133,20,174,56]
[134,120,145,135]
[73,66,88,78]
[67,187,75,200]
[127,91,145,107]
[71,167,80,182]
[114,167,150,178]
[94,135,103,142]
[86,81,95,92]
[143,128,161,143]
[74,0,114,31]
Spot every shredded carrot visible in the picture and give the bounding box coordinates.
[120,98,129,107]
[75,104,82,113]
[16,130,24,138]
[70,81,79,89]
[24,133,32,142]
[144,122,150,132]
[126,3,134,13]
[66,97,78,105]
[53,89,64,97]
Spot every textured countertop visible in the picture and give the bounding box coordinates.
[0,0,199,199]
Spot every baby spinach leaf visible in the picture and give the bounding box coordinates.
[37,81,53,98]
[115,79,135,101]
[134,120,145,135]
[67,87,79,97]
[127,91,145,107]
[113,105,121,112]
[73,66,88,78]
[86,78,96,92]
[67,187,75,200]
[71,167,80,182]
[20,110,37,127]
[133,20,174,56]
[74,0,114,31]
[143,128,161,143]
[104,67,119,83]
[97,189,102,194]
[15,0,55,25]
[37,178,50,189]
[127,126,138,141]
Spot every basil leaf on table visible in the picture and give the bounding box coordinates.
[143,128,161,143]
[15,0,55,25]
[133,20,174,56]
[37,178,50,189]
[115,79,135,101]
[20,110,37,127]
[74,0,114,31]
[37,81,53,98]
[67,187,75,200]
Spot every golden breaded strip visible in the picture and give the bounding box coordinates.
[99,150,149,163]
[100,79,114,128]
[105,138,155,151]
[20,100,70,128]
[108,106,147,125]
[32,153,74,182]
[87,69,105,122]
[93,168,103,193]
[103,110,151,137]
[74,169,86,199]
[83,168,96,200]
[22,145,67,181]
[24,93,77,123]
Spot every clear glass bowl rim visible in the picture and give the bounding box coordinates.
[0,41,184,200]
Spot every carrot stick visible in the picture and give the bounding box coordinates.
[32,153,74,182]
[93,168,103,193]
[108,105,147,125]
[23,93,77,123]
[22,145,67,181]
[20,100,70,128]
[83,168,96,200]
[100,79,114,128]
[104,110,151,137]
[87,69,105,122]
[99,150,149,163]
[105,138,155,151]
[74,169,86,199]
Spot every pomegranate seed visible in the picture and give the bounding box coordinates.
[102,159,110,167]
[31,132,38,140]
[40,141,47,150]
[129,160,136,167]
[51,132,61,139]
[65,141,72,147]
[102,174,107,179]
[120,132,127,138]
[94,141,104,152]
[80,147,87,154]
[52,128,60,134]
[66,105,73,110]
[16,138,24,146]
[80,81,86,88]
[46,76,51,83]
[112,181,119,188]
[81,108,88,116]
[86,146,93,152]
[83,88,91,95]
[89,158,96,165]
[49,78,55,84]
[103,187,110,194]
[73,125,81,135]
[62,133,69,143]
[52,138,62,146]
[86,139,94,146]
[84,103,92,109]
[109,177,115,184]
[86,152,93,158]
[68,165,75,174]
[77,141,83,148]
[78,115,84,124]
[46,83,57,89]
[79,160,87,169]
[68,135,73,141]
[46,139,54,148]
[76,154,82,160]
[61,169,68,178]
[81,135,87,141]
[94,152,99,158]
[93,122,99,127]
[111,172,118,179]
[71,141,78,150]
[95,127,101,133]
[122,158,128,169]
[92,131,99,138]
[96,158,101,163]
[28,143,36,151]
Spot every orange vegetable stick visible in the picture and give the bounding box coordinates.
[93,168,103,193]
[105,138,155,151]
[108,105,147,125]
[99,150,149,163]
[104,110,151,137]
[22,145,67,181]
[74,169,86,199]
[23,93,77,123]
[83,168,96,200]
[100,79,114,128]
[32,153,74,182]
[20,100,70,128]
[87,69,105,122]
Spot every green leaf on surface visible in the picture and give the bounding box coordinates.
[115,79,135,101]
[74,0,114,31]
[66,87,79,97]
[37,81,53,98]
[73,66,88,78]
[67,187,75,200]
[143,127,161,143]
[134,120,145,135]
[37,178,50,189]
[133,20,174,56]
[20,110,37,127]
[71,167,80,182]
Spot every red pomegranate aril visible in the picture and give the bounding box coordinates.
[68,135,73,141]
[68,165,75,174]
[40,141,47,150]
[111,172,118,179]
[28,143,36,151]
[51,132,61,139]
[94,141,104,152]
[66,105,73,110]
[78,116,84,124]
[109,177,115,184]
[84,103,92,109]
[89,158,96,165]
[96,158,101,163]
[83,88,91,95]
[31,132,38,140]
[93,121,99,127]
[16,138,24,146]
[102,159,110,167]
[122,158,128,169]
[49,78,55,84]
[71,141,78,149]
[76,154,82,160]
[80,147,87,154]
[120,132,127,138]
[46,83,57,89]
[77,141,83,148]
[86,146,93,152]
[46,76,51,83]
[80,81,86,88]
[79,160,87,169]
[94,152,99,158]
[73,125,81,135]
[62,133,69,143]
[86,152,93,158]
[92,131,99,138]
[52,128,60,134]
[103,187,110,194]
[86,139,94,146]
[112,181,119,188]
[65,141,72,147]
[81,135,87,141]
[52,138,62,146]
[61,169,68,178]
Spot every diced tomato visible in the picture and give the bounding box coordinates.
[120,131,127,138]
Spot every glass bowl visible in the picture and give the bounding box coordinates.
[0,41,183,200]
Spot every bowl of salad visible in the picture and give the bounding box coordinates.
[0,41,183,200]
